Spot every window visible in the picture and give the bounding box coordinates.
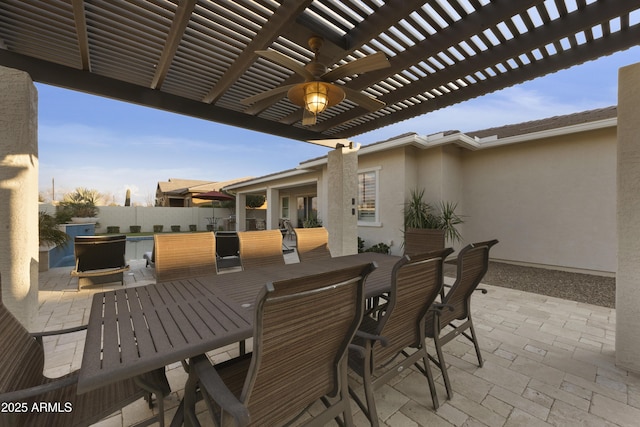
[281,196,289,218]
[358,169,379,224]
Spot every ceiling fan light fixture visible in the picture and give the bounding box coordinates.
[288,81,346,119]
[304,81,329,114]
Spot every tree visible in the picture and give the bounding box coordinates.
[125,188,131,206]
[57,187,101,222]
[246,194,265,209]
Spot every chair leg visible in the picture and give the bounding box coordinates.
[419,349,440,410]
[467,317,484,367]
[432,336,453,400]
[361,365,379,427]
[339,362,355,427]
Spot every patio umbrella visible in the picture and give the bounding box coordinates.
[194,190,235,202]
[194,191,235,229]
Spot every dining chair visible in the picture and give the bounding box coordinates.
[154,232,217,282]
[294,226,332,262]
[349,248,453,426]
[0,274,170,427]
[183,262,377,426]
[425,239,498,399]
[237,229,285,270]
[403,228,446,257]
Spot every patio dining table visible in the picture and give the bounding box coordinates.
[77,251,399,423]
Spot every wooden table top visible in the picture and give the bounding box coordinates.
[78,252,399,394]
[195,252,400,307]
[78,279,252,394]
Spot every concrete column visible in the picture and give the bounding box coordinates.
[616,62,640,372]
[327,146,358,256]
[0,66,39,329]
[265,187,279,230]
[235,194,246,231]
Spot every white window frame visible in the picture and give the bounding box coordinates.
[357,166,381,227]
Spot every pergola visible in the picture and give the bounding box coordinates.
[1,1,640,373]
[1,1,639,140]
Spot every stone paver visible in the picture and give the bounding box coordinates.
[32,253,640,426]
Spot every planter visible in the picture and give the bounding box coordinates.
[206,224,215,231]
[106,226,120,234]
[153,225,164,233]
[189,224,197,232]
[130,225,142,233]
[404,228,446,255]
[71,217,98,224]
[171,225,181,232]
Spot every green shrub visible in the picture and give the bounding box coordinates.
[364,242,390,254]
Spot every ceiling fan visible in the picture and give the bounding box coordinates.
[242,36,391,126]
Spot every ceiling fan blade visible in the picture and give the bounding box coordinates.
[241,84,298,106]
[306,139,359,149]
[302,109,317,126]
[322,52,391,82]
[256,50,314,81]
[342,87,386,112]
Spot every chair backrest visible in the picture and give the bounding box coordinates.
[372,248,453,366]
[294,227,331,262]
[404,228,446,257]
[0,274,46,402]
[154,232,217,282]
[237,230,285,270]
[215,231,239,258]
[74,235,127,271]
[240,262,376,425]
[441,239,499,324]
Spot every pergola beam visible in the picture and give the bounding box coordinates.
[202,0,314,104]
[318,0,640,134]
[151,0,196,89]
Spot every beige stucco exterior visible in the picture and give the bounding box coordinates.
[462,128,616,273]
[229,115,618,275]
[615,62,640,372]
[0,66,39,328]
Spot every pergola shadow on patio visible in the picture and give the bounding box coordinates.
[37,256,638,427]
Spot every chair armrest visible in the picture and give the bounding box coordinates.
[31,325,87,346]
[192,355,250,426]
[0,372,79,402]
[355,330,389,347]
[348,344,367,359]
[429,303,454,315]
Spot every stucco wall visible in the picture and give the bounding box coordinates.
[352,126,617,272]
[40,205,234,233]
[357,147,407,254]
[461,128,617,273]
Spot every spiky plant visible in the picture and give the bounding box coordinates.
[403,189,464,244]
[39,211,69,247]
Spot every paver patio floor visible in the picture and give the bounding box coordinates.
[34,250,639,427]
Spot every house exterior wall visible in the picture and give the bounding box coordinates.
[357,147,407,253]
[353,125,616,273]
[460,128,616,273]
[226,121,617,274]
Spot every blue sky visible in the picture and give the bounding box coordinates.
[37,46,640,206]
